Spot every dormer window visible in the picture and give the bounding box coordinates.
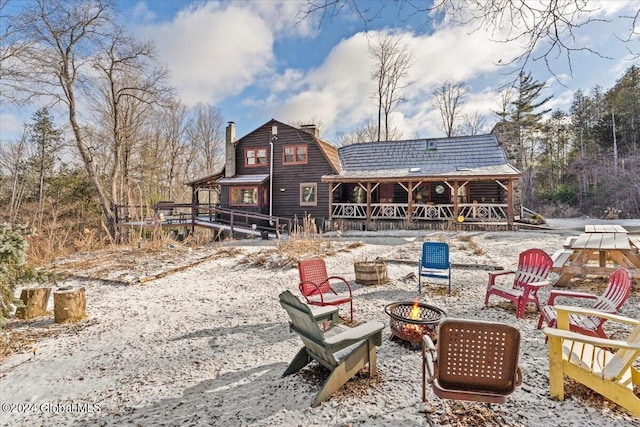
[426,140,437,151]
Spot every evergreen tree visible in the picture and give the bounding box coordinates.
[510,71,553,126]
[28,108,62,227]
[505,71,553,209]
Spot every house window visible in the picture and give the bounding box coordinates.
[245,148,267,167]
[413,184,430,203]
[300,183,317,206]
[283,145,308,165]
[230,187,258,206]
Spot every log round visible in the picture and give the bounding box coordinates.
[53,287,87,323]
[15,287,52,320]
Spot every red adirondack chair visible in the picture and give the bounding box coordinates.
[484,248,553,318]
[298,258,354,322]
[537,267,632,338]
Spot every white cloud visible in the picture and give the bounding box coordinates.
[273,32,374,129]
[126,0,635,141]
[0,113,27,140]
[131,1,156,23]
[264,19,528,140]
[136,3,275,105]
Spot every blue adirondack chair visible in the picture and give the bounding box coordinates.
[418,242,452,294]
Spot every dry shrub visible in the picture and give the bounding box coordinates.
[421,286,460,298]
[241,234,364,270]
[457,235,485,255]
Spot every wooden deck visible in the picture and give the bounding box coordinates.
[114,204,291,239]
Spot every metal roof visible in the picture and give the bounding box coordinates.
[324,134,521,181]
[216,174,270,185]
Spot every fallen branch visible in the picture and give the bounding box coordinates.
[136,253,225,283]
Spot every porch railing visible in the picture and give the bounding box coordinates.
[331,202,508,221]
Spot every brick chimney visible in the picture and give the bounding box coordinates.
[225,122,236,178]
[300,124,319,138]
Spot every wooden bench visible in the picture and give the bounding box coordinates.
[629,236,640,254]
[551,250,573,270]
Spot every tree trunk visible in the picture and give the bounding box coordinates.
[15,287,52,319]
[53,287,87,323]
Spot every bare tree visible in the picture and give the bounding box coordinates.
[14,0,169,240]
[495,87,514,120]
[460,112,488,135]
[0,0,33,105]
[0,127,29,222]
[299,1,639,78]
[431,80,468,137]
[160,101,189,200]
[89,26,168,213]
[13,0,117,237]
[187,103,226,177]
[369,32,413,141]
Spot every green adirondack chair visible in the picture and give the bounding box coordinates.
[279,290,384,407]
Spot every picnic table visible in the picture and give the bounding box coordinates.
[551,225,640,286]
[584,224,628,233]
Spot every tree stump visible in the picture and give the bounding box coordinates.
[15,287,52,320]
[53,287,87,323]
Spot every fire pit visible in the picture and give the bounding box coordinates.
[384,301,446,346]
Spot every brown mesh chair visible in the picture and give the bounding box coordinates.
[422,318,522,404]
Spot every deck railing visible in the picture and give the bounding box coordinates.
[115,203,291,237]
[331,202,508,221]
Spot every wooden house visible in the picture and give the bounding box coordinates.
[188,119,340,227]
[187,120,522,232]
[322,134,522,229]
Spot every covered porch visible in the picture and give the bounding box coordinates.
[323,177,518,229]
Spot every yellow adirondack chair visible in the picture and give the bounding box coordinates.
[543,305,640,417]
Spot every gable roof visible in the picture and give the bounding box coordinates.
[235,119,341,174]
[323,134,521,182]
[316,137,341,173]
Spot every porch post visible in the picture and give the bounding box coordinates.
[453,181,459,218]
[507,179,514,229]
[366,182,372,222]
[328,182,334,220]
[407,181,413,220]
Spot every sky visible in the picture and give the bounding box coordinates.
[1,0,639,144]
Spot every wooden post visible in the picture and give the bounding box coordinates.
[366,182,371,222]
[53,287,87,323]
[507,179,514,228]
[15,287,51,319]
[327,182,333,220]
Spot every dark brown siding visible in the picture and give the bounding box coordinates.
[223,120,336,222]
[469,181,504,203]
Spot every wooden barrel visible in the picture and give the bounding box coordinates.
[354,261,388,285]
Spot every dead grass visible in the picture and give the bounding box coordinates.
[431,401,521,427]
[457,235,486,255]
[239,237,365,270]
